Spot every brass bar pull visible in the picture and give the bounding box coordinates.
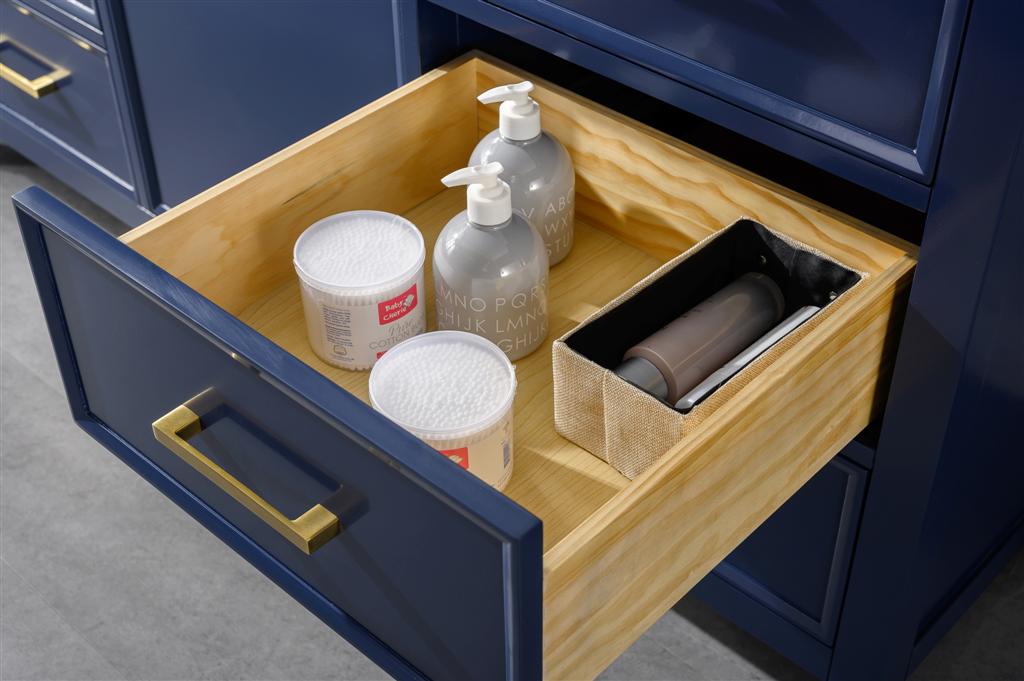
[0,37,71,99]
[153,400,340,555]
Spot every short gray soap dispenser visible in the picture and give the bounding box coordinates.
[433,162,549,361]
[471,81,575,265]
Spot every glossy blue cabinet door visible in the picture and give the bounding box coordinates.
[485,0,965,183]
[711,456,866,644]
[14,187,543,681]
[692,453,867,677]
[1,2,133,187]
[120,0,406,207]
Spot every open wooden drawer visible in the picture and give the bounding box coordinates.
[14,53,916,680]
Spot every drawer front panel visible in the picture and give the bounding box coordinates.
[706,454,867,643]
[15,190,541,681]
[484,0,967,182]
[17,0,102,42]
[38,0,98,30]
[1,0,131,187]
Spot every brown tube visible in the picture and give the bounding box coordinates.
[615,272,785,403]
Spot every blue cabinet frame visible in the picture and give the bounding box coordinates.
[832,0,1024,677]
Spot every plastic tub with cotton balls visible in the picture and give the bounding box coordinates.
[368,331,517,490]
[294,211,425,370]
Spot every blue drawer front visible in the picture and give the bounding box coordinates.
[42,0,98,29]
[14,187,542,681]
[0,1,131,188]
[484,0,966,183]
[17,0,102,40]
[701,454,867,644]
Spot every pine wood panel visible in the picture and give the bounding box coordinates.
[121,56,480,315]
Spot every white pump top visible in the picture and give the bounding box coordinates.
[477,81,541,141]
[441,162,512,226]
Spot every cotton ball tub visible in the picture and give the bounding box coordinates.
[368,331,517,490]
[294,211,425,370]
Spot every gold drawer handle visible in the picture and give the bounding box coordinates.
[0,37,71,99]
[153,398,340,555]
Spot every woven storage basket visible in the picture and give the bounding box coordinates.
[552,218,865,479]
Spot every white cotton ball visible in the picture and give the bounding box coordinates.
[295,212,422,287]
[370,335,514,432]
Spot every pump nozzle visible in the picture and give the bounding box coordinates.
[441,162,504,191]
[477,81,541,141]
[478,81,534,108]
[441,162,512,226]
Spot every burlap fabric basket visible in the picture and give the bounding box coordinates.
[552,218,866,479]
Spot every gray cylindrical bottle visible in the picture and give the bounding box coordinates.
[615,272,785,403]
[434,162,549,361]
[471,81,575,265]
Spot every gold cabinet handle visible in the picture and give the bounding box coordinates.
[153,400,340,555]
[0,37,71,99]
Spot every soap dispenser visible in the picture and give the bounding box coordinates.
[471,81,575,265]
[433,162,549,361]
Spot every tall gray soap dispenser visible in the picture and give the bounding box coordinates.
[433,162,549,361]
[471,81,575,265]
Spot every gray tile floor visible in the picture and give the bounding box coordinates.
[1,147,1021,681]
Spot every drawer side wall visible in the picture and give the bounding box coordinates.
[121,58,480,315]
[541,259,913,679]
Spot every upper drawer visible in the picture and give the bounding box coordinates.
[14,53,916,680]
[1,0,132,190]
[17,0,102,43]
[483,0,967,184]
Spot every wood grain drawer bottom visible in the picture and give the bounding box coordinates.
[21,52,915,680]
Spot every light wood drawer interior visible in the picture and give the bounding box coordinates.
[119,53,916,679]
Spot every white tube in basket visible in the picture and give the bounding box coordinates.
[294,211,426,370]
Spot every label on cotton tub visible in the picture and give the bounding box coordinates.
[311,282,425,368]
[294,211,427,370]
[437,418,513,491]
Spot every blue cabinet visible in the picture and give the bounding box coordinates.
[120,0,406,207]
[707,455,866,644]
[429,0,971,208]
[8,0,1023,679]
[1,1,130,182]
[486,0,966,183]
[692,454,868,677]
[2,0,416,222]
